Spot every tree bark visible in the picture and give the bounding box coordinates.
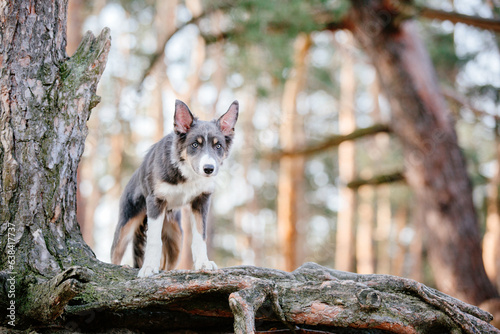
[349,0,499,305]
[0,0,110,318]
[0,0,110,275]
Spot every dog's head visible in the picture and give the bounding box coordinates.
[173,100,239,178]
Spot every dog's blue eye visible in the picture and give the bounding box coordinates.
[215,143,222,149]
[191,142,199,148]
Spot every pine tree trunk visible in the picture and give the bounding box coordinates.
[335,32,357,272]
[0,0,110,276]
[484,123,500,290]
[356,186,375,274]
[350,0,499,305]
[277,33,310,272]
[0,0,110,322]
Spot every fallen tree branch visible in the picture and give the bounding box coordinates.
[265,124,391,160]
[21,262,497,333]
[347,171,405,189]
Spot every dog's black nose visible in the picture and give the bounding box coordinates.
[203,165,215,175]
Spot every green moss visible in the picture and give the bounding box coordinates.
[73,283,99,305]
[58,61,71,81]
[0,139,3,178]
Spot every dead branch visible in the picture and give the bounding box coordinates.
[418,6,500,33]
[265,124,391,161]
[347,171,405,189]
[442,87,500,121]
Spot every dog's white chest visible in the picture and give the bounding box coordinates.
[154,177,214,209]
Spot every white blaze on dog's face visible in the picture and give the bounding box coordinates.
[174,100,239,178]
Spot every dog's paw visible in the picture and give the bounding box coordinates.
[194,260,218,271]
[137,265,159,278]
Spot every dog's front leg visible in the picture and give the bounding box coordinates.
[190,193,217,270]
[138,196,166,277]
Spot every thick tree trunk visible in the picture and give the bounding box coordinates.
[349,0,499,305]
[0,0,110,276]
[0,0,110,320]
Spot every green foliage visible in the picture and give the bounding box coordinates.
[207,0,350,90]
[420,23,462,85]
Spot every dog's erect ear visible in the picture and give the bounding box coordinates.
[174,100,194,134]
[217,101,239,136]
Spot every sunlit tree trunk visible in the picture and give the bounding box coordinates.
[277,33,310,272]
[233,90,261,266]
[66,0,84,56]
[335,32,357,272]
[208,11,226,116]
[409,204,424,283]
[484,123,500,290]
[356,185,375,274]
[370,77,393,275]
[351,0,498,305]
[392,206,407,276]
[150,0,177,139]
[375,184,392,273]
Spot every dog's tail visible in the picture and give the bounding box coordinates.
[132,210,183,270]
[110,182,147,265]
[132,216,147,268]
[110,212,146,265]
[160,210,183,270]
[111,201,183,269]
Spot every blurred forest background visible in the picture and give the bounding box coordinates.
[69,0,499,306]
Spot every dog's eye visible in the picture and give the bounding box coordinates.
[215,143,222,150]
[191,142,199,148]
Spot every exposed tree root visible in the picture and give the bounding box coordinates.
[15,262,499,333]
[23,266,93,323]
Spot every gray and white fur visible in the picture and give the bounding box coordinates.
[110,99,239,277]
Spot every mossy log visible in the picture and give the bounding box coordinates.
[4,262,496,333]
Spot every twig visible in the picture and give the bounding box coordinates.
[442,87,500,121]
[138,3,233,88]
[347,171,405,189]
